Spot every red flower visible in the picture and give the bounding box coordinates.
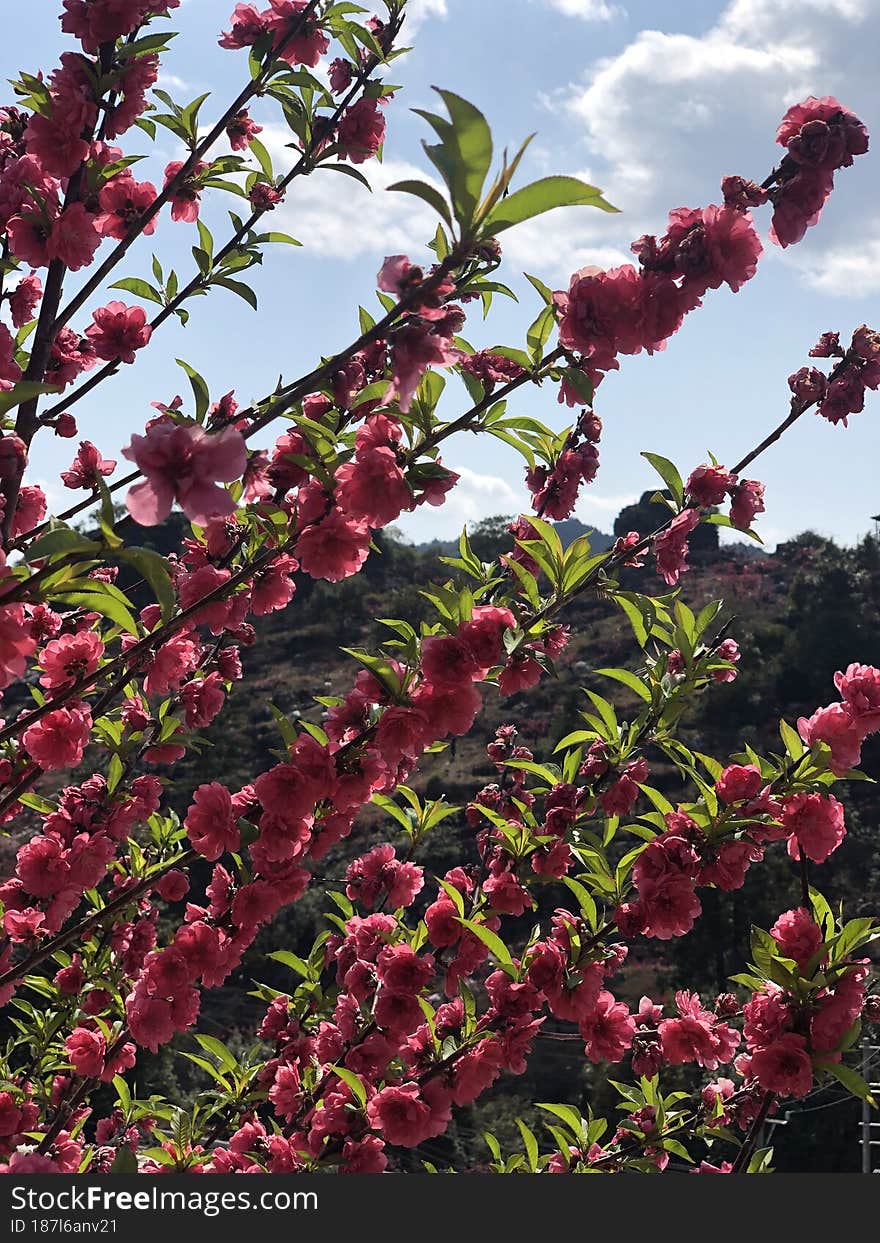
[337,97,386,165]
[60,440,116,490]
[95,176,158,241]
[85,301,152,363]
[163,160,207,223]
[122,423,247,526]
[46,204,101,272]
[184,783,240,861]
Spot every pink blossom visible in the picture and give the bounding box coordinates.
[834,664,880,733]
[729,478,765,530]
[580,991,636,1063]
[336,448,411,527]
[412,680,482,737]
[0,326,22,386]
[337,97,386,164]
[9,485,47,540]
[663,204,763,295]
[770,908,823,969]
[367,1084,440,1147]
[686,463,735,507]
[749,1032,813,1098]
[6,211,53,270]
[385,321,460,414]
[556,264,649,368]
[122,423,247,526]
[226,109,262,151]
[95,177,158,241]
[497,652,543,696]
[776,96,868,172]
[699,840,762,891]
[0,602,37,689]
[781,792,846,864]
[65,1027,105,1078]
[16,835,70,898]
[421,634,481,686]
[636,876,702,941]
[295,507,372,582]
[181,673,226,729]
[265,1,330,67]
[797,702,864,775]
[715,764,763,805]
[184,783,240,861]
[39,630,104,689]
[770,166,833,248]
[141,630,200,697]
[219,4,268,48]
[85,302,152,364]
[659,991,738,1069]
[163,160,207,223]
[329,58,354,94]
[10,273,42,327]
[654,508,700,586]
[22,703,92,770]
[46,203,101,272]
[60,440,116,490]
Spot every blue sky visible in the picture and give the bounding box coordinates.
[5,0,879,547]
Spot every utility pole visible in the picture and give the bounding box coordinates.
[860,1033,880,1173]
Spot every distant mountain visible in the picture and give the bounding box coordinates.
[554,519,614,551]
[413,518,614,557]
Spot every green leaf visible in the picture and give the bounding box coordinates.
[436,878,465,916]
[330,1065,367,1109]
[176,360,210,422]
[0,380,62,416]
[526,305,555,363]
[109,277,164,306]
[267,949,312,979]
[595,667,652,704]
[118,548,175,621]
[524,273,553,304]
[779,719,805,760]
[50,588,138,636]
[213,276,259,311]
[516,1119,539,1170]
[109,1146,139,1174]
[559,365,595,407]
[537,1103,584,1138]
[642,452,684,507]
[248,137,274,181]
[418,90,493,227]
[808,886,835,941]
[814,1059,876,1107]
[18,793,57,814]
[194,1034,237,1072]
[24,526,102,563]
[458,918,514,967]
[585,690,618,739]
[387,179,452,227]
[485,175,616,234]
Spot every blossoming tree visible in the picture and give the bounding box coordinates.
[0,0,878,1176]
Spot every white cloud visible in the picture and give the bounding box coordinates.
[540,0,623,19]
[503,210,630,281]
[549,0,880,294]
[792,225,880,297]
[258,126,443,259]
[157,72,191,93]
[397,465,526,541]
[575,490,637,520]
[404,0,448,35]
